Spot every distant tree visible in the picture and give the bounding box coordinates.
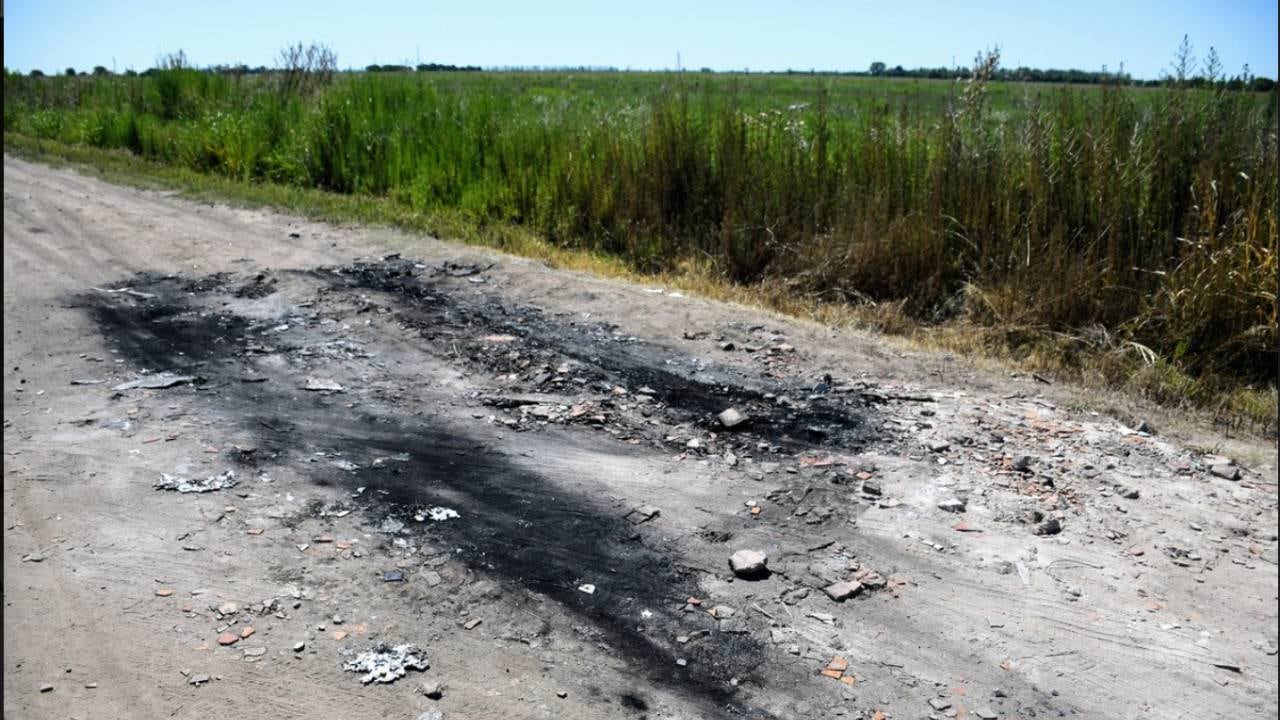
[92,65,110,76]
[1252,77,1277,92]
[65,67,76,76]
[123,69,138,77]
[869,61,886,76]
[700,67,713,73]
[29,69,44,77]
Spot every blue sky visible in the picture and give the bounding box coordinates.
[4,0,1277,79]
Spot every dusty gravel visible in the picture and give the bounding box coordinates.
[4,155,1277,720]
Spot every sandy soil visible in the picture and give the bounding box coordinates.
[4,155,1277,720]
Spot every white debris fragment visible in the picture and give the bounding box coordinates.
[421,507,458,522]
[302,377,345,392]
[378,517,406,534]
[578,584,596,595]
[154,470,238,493]
[342,643,429,684]
[112,373,196,391]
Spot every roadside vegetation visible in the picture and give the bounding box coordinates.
[4,44,1276,432]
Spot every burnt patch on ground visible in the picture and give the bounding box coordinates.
[74,268,777,715]
[76,277,255,372]
[311,259,885,455]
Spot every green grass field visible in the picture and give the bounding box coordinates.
[4,65,1276,429]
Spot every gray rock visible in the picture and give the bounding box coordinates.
[416,711,444,720]
[822,581,863,602]
[729,549,768,579]
[1210,464,1241,481]
[187,674,210,686]
[937,498,966,513]
[629,505,661,523]
[928,697,952,710]
[927,439,951,453]
[861,480,882,496]
[420,680,444,699]
[717,407,749,429]
[1012,455,1034,472]
[1035,518,1062,536]
[1117,486,1140,499]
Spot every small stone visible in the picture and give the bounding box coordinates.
[630,505,661,523]
[720,342,736,351]
[1012,455,1034,472]
[937,498,966,513]
[217,601,238,616]
[84,682,97,689]
[39,684,53,693]
[293,641,305,652]
[242,647,267,658]
[927,440,951,453]
[383,570,405,582]
[1035,518,1062,536]
[464,618,482,630]
[728,549,769,579]
[331,615,343,625]
[556,690,568,699]
[823,581,863,602]
[240,626,255,639]
[420,680,444,699]
[975,709,999,719]
[217,632,239,646]
[415,711,444,720]
[155,588,173,597]
[1118,487,1140,499]
[861,480,882,496]
[1210,464,1241,481]
[928,697,952,710]
[717,408,749,429]
[332,630,348,641]
[424,571,443,587]
[188,674,210,686]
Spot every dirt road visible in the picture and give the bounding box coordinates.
[4,155,1277,720]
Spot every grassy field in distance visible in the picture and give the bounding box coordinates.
[5,58,1276,430]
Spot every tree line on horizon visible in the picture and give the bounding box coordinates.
[17,48,1276,91]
